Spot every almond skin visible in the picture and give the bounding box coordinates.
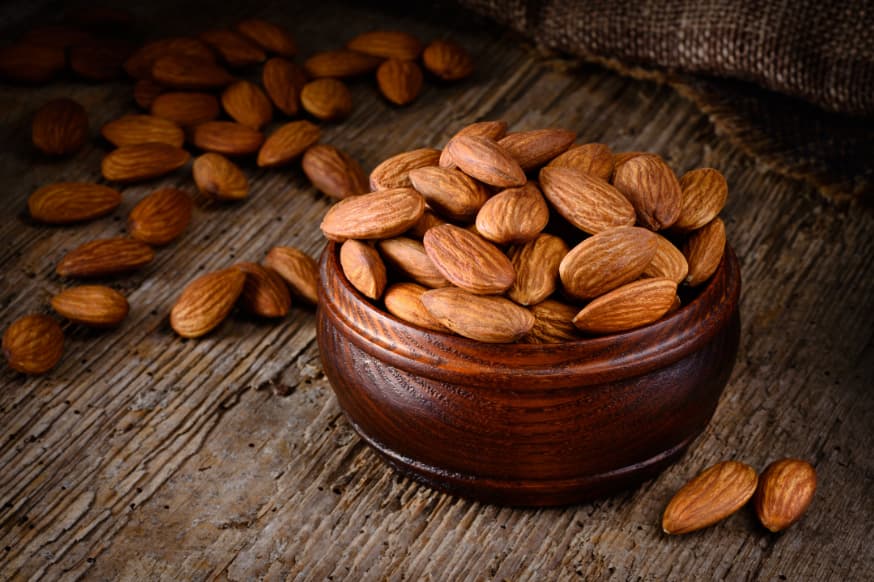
[302,144,368,200]
[303,49,382,78]
[439,120,508,168]
[133,79,165,110]
[423,224,515,295]
[370,148,441,191]
[234,262,291,318]
[475,182,550,244]
[421,288,534,343]
[192,121,264,156]
[128,187,193,246]
[446,136,525,188]
[508,233,569,305]
[51,285,129,327]
[150,92,220,127]
[70,38,134,81]
[124,37,216,79]
[151,55,235,90]
[377,59,424,106]
[0,43,66,83]
[192,153,248,201]
[257,120,320,167]
[525,300,580,344]
[613,154,682,231]
[32,98,89,156]
[170,268,246,338]
[221,80,273,129]
[235,19,297,57]
[559,226,658,300]
[546,143,614,181]
[674,168,729,232]
[321,188,425,241]
[406,210,447,239]
[101,143,190,183]
[683,217,726,286]
[662,461,759,535]
[2,314,64,375]
[262,57,307,116]
[572,278,678,334]
[300,78,352,121]
[28,183,121,224]
[199,29,266,67]
[100,114,185,148]
[56,237,155,278]
[644,233,689,284]
[422,40,474,81]
[539,166,636,235]
[263,246,320,305]
[754,459,817,533]
[383,282,449,332]
[497,128,576,171]
[378,237,450,289]
[340,240,387,300]
[407,166,488,221]
[347,30,422,60]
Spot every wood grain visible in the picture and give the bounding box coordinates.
[1,0,872,580]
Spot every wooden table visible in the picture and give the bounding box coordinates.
[2,1,872,580]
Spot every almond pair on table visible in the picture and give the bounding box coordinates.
[320,121,729,343]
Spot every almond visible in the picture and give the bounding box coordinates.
[674,168,729,232]
[70,38,133,81]
[56,237,155,278]
[546,143,614,181]
[21,25,91,50]
[662,461,758,535]
[340,240,387,300]
[32,99,88,156]
[300,78,352,121]
[257,120,320,167]
[525,300,581,344]
[124,37,215,79]
[612,151,650,174]
[613,154,682,231]
[151,55,235,90]
[683,217,726,286]
[51,285,128,327]
[475,182,549,244]
[263,246,320,305]
[192,153,248,201]
[507,233,569,305]
[321,188,425,241]
[539,166,636,234]
[421,288,533,343]
[219,80,272,129]
[134,79,165,110]
[445,136,525,188]
[0,43,65,83]
[2,314,64,375]
[407,166,488,221]
[262,57,307,116]
[643,233,689,284]
[370,148,441,190]
[439,120,508,168]
[128,187,193,245]
[422,40,474,81]
[406,210,447,239]
[101,143,190,183]
[234,262,291,318]
[28,182,121,224]
[347,30,422,60]
[498,128,576,171]
[192,121,264,156]
[754,459,817,532]
[150,91,220,127]
[383,282,449,332]
[235,19,297,57]
[304,49,382,78]
[170,268,246,338]
[423,224,515,294]
[100,114,185,148]
[376,59,424,106]
[199,29,266,67]
[572,278,678,334]
[378,237,450,289]
[559,226,658,300]
[302,144,369,200]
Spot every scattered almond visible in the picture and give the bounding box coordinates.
[128,188,193,245]
[235,19,297,57]
[304,49,382,78]
[192,121,264,156]
[100,114,185,148]
[234,262,291,318]
[347,30,422,60]
[70,38,133,81]
[376,59,424,106]
[133,79,165,109]
[150,91,220,126]
[300,78,352,121]
[257,120,320,167]
[422,40,474,81]
[28,183,121,225]
[221,80,273,129]
[675,168,729,232]
[151,55,235,90]
[302,144,369,200]
[2,314,64,375]
[754,459,817,533]
[124,37,215,79]
[0,43,65,83]
[192,153,248,201]
[370,148,442,190]
[199,29,266,67]
[498,128,576,171]
[170,268,246,338]
[32,99,89,156]
[262,57,307,116]
[56,237,155,278]
[263,246,320,305]
[51,285,129,327]
[101,143,190,182]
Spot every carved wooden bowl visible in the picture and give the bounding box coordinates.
[316,241,741,506]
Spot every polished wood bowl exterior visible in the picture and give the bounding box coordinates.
[317,242,741,506]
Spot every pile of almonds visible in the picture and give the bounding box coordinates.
[320,120,728,343]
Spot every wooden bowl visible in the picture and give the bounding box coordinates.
[316,242,741,506]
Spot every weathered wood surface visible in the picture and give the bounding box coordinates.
[1,1,872,580]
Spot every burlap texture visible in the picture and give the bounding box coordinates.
[459,0,873,202]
